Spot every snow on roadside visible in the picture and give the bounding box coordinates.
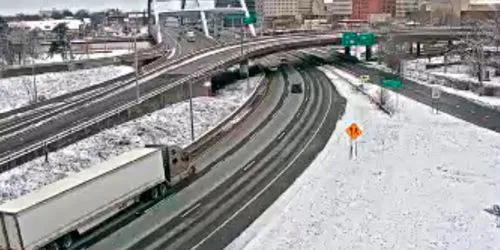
[364,61,500,110]
[0,75,262,202]
[227,67,500,250]
[0,66,133,113]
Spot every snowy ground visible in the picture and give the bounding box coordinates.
[227,67,500,250]
[0,75,262,202]
[30,50,133,64]
[0,66,134,113]
[365,59,500,110]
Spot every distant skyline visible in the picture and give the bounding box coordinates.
[1,0,148,15]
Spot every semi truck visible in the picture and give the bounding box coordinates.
[0,145,194,250]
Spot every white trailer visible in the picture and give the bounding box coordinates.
[0,147,176,250]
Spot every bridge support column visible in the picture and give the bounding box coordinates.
[416,42,421,57]
[409,42,413,55]
[153,0,162,44]
[239,61,249,78]
[200,10,210,37]
[344,47,351,56]
[365,46,372,61]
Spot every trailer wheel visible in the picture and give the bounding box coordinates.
[159,183,168,197]
[60,234,73,249]
[150,187,160,200]
[46,242,60,250]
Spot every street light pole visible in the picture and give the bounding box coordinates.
[134,34,140,103]
[189,79,194,142]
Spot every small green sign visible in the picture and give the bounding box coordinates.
[382,79,402,89]
[358,32,376,46]
[341,32,358,47]
[243,13,257,25]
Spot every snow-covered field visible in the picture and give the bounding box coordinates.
[227,67,500,249]
[30,50,133,64]
[0,66,133,113]
[0,75,262,202]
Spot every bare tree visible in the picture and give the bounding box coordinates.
[460,19,494,84]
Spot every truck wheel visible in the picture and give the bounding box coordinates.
[150,187,159,200]
[159,183,168,197]
[47,242,60,250]
[60,234,73,249]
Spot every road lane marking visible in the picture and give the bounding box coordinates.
[277,131,286,140]
[243,160,256,171]
[181,203,201,218]
[191,74,333,250]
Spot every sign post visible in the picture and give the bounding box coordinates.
[345,123,363,159]
[382,79,402,108]
[431,86,441,114]
[242,13,257,93]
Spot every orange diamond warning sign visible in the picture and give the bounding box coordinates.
[345,123,363,140]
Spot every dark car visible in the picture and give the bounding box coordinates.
[291,83,303,94]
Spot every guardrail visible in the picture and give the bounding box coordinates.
[185,74,267,158]
[0,34,339,169]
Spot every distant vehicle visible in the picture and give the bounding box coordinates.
[0,145,195,250]
[269,66,278,72]
[291,83,303,94]
[186,31,196,42]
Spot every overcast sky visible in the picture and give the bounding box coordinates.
[1,0,148,15]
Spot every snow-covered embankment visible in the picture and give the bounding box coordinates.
[0,75,263,202]
[227,66,500,249]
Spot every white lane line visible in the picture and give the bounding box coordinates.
[277,131,286,140]
[191,75,333,250]
[181,203,201,218]
[243,160,256,171]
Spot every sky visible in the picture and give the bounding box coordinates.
[0,0,148,15]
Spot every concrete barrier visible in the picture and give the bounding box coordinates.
[186,74,268,159]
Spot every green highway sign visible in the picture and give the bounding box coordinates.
[358,32,376,46]
[341,32,358,47]
[243,13,257,25]
[382,79,402,89]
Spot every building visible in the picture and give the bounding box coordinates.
[255,0,299,28]
[324,0,353,19]
[395,0,429,18]
[7,19,84,38]
[351,0,395,20]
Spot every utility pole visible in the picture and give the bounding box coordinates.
[32,59,37,104]
[189,79,194,142]
[134,34,140,103]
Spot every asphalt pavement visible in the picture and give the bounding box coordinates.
[158,66,346,250]
[89,67,292,250]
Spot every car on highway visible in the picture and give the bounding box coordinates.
[291,83,303,94]
[186,31,196,42]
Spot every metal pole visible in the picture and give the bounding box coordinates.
[134,35,140,103]
[245,26,250,93]
[189,80,195,142]
[32,61,37,103]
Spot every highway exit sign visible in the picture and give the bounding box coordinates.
[358,32,376,46]
[341,32,358,47]
[382,79,402,89]
[243,13,257,25]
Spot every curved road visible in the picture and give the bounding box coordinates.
[89,57,346,250]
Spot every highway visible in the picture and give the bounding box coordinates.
[0,34,339,172]
[299,47,500,133]
[89,54,346,250]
